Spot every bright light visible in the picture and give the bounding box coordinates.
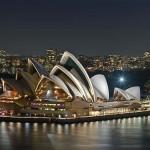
[46,90,52,98]
[119,77,125,83]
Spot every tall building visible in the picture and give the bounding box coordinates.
[0,49,6,57]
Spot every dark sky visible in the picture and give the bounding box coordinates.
[0,0,150,56]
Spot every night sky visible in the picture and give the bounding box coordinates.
[0,0,150,56]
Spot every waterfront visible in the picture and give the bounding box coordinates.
[0,117,150,150]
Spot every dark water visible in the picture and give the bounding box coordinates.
[0,117,150,150]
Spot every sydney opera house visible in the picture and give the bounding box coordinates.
[0,51,141,117]
[114,86,140,101]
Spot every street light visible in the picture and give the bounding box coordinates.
[118,76,126,89]
[119,77,125,83]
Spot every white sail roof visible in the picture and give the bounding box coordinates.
[60,51,96,102]
[91,74,109,100]
[114,86,141,100]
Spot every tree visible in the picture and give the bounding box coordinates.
[144,80,150,94]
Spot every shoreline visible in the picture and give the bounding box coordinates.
[0,110,150,124]
[52,111,150,124]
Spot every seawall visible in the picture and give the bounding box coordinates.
[51,111,150,124]
[0,111,150,124]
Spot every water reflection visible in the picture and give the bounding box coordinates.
[0,117,150,150]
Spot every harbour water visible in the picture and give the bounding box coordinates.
[0,116,150,150]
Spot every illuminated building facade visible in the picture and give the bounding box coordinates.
[0,51,142,117]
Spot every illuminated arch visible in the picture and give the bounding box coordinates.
[60,51,96,102]
[28,58,49,77]
[50,65,93,102]
[35,75,72,99]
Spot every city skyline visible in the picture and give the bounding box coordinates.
[0,1,150,150]
[1,48,150,57]
[1,0,150,56]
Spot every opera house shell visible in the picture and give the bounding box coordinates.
[91,74,109,100]
[113,86,141,101]
[0,51,110,103]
